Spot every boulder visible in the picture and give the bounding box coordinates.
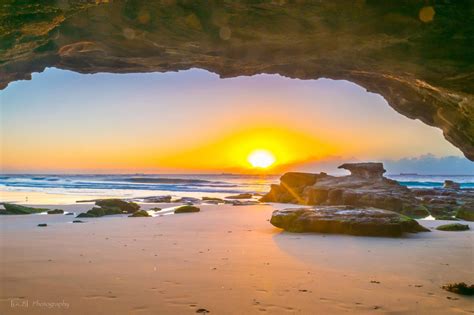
[47,209,64,214]
[436,223,469,231]
[443,180,461,190]
[456,204,474,221]
[1,203,48,215]
[77,207,105,218]
[95,199,140,213]
[76,206,123,218]
[174,205,200,214]
[225,193,253,200]
[129,210,151,217]
[270,206,429,237]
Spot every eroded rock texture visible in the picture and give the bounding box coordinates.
[270,206,429,236]
[261,162,474,218]
[1,1,473,159]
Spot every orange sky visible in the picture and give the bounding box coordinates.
[0,69,464,173]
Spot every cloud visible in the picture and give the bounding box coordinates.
[284,154,474,175]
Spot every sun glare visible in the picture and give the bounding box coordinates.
[247,149,276,168]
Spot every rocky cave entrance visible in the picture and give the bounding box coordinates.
[1,1,473,159]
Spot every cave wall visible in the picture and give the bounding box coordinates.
[1,0,473,160]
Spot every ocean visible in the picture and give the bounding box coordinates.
[0,174,473,204]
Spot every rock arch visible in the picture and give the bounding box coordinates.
[1,1,472,159]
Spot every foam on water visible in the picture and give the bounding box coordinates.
[0,173,472,204]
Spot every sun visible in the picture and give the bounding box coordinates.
[247,149,276,168]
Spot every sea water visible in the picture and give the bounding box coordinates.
[0,173,473,204]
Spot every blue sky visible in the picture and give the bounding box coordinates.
[1,68,471,173]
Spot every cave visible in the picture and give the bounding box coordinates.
[1,1,473,159]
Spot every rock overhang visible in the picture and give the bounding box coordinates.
[1,1,473,159]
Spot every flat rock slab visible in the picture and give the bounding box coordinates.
[270,206,429,237]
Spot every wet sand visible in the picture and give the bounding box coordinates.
[0,203,473,314]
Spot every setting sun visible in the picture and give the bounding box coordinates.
[247,149,276,168]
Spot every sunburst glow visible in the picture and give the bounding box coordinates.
[247,150,276,168]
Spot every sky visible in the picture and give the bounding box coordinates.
[0,67,471,174]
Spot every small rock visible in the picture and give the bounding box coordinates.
[129,210,151,217]
[442,282,474,295]
[436,223,469,231]
[37,223,47,227]
[443,180,461,190]
[174,205,200,214]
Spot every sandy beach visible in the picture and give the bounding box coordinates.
[0,203,472,314]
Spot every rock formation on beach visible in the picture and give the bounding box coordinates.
[436,223,469,231]
[443,180,461,190]
[442,283,474,296]
[0,2,473,160]
[47,209,64,214]
[262,163,474,219]
[76,199,140,217]
[225,193,253,200]
[174,205,200,214]
[95,199,140,214]
[0,204,50,215]
[129,210,151,217]
[270,206,429,237]
[262,163,414,210]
